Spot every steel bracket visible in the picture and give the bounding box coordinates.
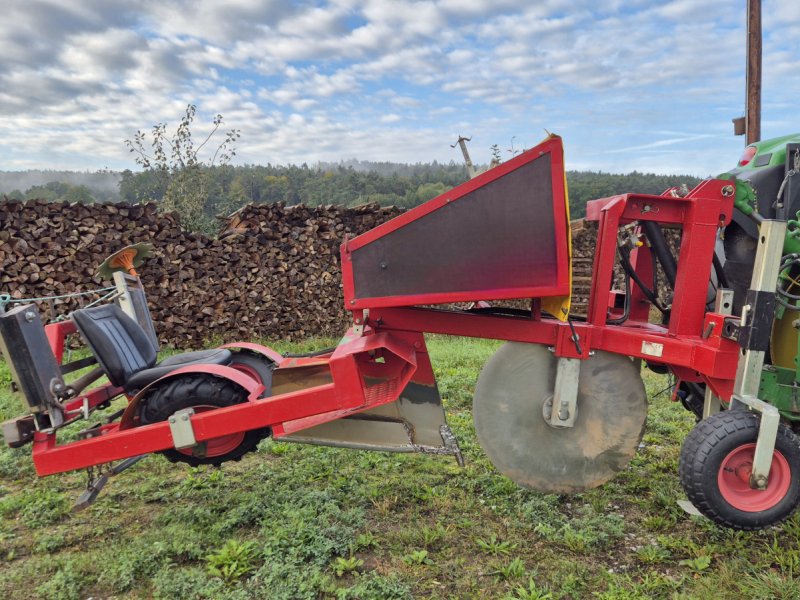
[353,309,369,336]
[729,394,780,490]
[168,408,196,449]
[543,357,581,428]
[704,288,734,418]
[727,220,788,489]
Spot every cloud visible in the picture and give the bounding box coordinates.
[0,0,795,175]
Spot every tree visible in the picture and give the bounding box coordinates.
[125,104,240,233]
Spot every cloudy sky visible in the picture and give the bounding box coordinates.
[0,0,797,175]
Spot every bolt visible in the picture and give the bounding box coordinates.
[380,262,387,270]
[721,185,735,197]
[542,396,554,421]
[24,310,35,322]
[558,400,570,420]
[182,414,189,421]
[350,300,356,305]
[169,417,175,424]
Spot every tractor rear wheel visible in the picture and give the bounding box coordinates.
[679,410,800,529]
[140,374,269,467]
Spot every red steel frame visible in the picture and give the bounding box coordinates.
[26,141,741,478]
[352,179,740,403]
[32,322,421,476]
[341,136,571,309]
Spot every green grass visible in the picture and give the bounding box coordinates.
[1,336,800,599]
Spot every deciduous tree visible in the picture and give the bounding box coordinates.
[125,104,240,233]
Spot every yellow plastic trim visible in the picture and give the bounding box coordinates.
[540,134,572,321]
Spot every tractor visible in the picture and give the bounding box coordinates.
[1,132,800,530]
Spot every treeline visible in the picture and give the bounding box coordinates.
[0,170,120,202]
[2,181,102,204]
[2,163,704,231]
[118,163,702,222]
[567,171,703,217]
[117,163,469,213]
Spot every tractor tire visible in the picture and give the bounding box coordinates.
[679,410,800,530]
[229,352,275,398]
[139,374,268,467]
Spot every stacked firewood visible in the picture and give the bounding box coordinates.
[0,198,403,347]
[0,199,180,315]
[0,198,668,348]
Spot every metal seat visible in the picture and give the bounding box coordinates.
[72,304,231,393]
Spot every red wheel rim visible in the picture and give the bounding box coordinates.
[231,361,268,398]
[231,363,261,383]
[717,443,792,512]
[177,405,244,458]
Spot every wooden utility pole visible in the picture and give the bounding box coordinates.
[451,136,477,179]
[746,0,761,144]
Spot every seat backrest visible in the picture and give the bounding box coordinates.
[72,304,157,388]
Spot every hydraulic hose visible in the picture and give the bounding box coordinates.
[641,221,678,289]
[617,243,667,314]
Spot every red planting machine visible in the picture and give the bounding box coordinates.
[3,134,800,529]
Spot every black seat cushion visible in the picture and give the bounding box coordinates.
[72,304,158,388]
[125,349,232,391]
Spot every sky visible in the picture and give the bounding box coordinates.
[0,0,797,176]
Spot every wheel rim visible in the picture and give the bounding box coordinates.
[177,404,245,458]
[231,363,262,384]
[717,443,792,512]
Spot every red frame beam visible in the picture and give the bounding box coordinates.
[32,331,418,476]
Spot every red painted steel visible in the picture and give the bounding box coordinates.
[340,137,571,309]
[44,320,76,364]
[219,342,284,365]
[24,138,747,482]
[32,332,417,475]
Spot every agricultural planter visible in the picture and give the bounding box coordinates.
[2,133,800,530]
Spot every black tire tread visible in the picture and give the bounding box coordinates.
[140,374,267,467]
[679,410,800,530]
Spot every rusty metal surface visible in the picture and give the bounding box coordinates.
[280,381,457,455]
[473,343,647,493]
[271,364,333,396]
[351,154,558,300]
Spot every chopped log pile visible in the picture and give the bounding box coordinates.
[0,199,402,347]
[0,198,672,349]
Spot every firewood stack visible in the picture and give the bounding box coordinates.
[0,198,403,348]
[0,198,664,349]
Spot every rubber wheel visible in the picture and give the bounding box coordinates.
[139,374,268,466]
[679,410,800,530]
[229,352,274,398]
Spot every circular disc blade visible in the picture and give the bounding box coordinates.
[473,342,647,493]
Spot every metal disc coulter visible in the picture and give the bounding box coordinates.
[473,342,647,493]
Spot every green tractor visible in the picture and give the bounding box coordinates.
[720,134,800,395]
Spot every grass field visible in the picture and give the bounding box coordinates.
[1,335,800,599]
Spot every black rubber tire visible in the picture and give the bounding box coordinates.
[139,374,268,467]
[229,352,275,398]
[679,410,800,530]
